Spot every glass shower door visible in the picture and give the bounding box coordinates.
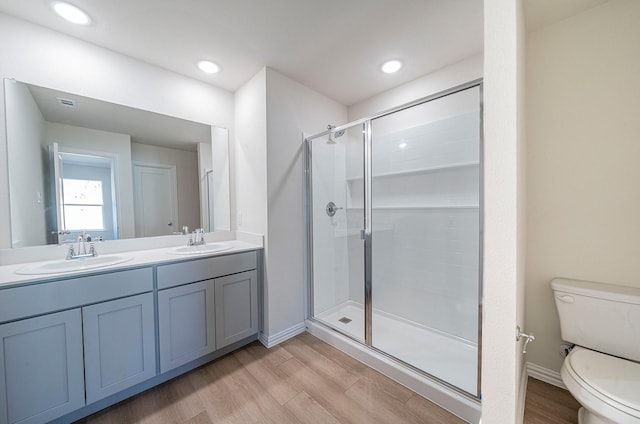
[370,86,482,396]
[308,124,366,342]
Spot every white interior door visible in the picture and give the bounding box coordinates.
[133,163,178,237]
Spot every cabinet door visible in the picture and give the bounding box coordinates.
[215,270,258,349]
[0,309,85,424]
[158,280,215,373]
[83,293,156,404]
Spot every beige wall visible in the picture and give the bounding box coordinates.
[525,0,640,373]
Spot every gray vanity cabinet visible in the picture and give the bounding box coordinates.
[0,267,154,424]
[214,270,258,349]
[83,292,156,404]
[156,251,258,372]
[158,280,216,373]
[0,249,261,424]
[0,309,85,424]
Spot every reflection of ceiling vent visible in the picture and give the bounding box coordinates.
[56,97,77,108]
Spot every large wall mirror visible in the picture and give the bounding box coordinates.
[4,78,231,248]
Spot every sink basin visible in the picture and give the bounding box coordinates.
[15,255,133,275]
[169,243,232,255]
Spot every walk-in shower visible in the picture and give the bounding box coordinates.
[304,81,483,413]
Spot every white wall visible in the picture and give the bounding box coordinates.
[45,122,136,239]
[264,68,348,339]
[234,68,269,330]
[234,67,348,341]
[482,0,527,422]
[234,69,268,237]
[525,0,640,374]
[4,79,46,247]
[131,142,200,233]
[0,13,234,249]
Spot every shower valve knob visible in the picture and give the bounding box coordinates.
[326,201,343,217]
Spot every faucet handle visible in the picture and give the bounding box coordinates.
[66,245,75,260]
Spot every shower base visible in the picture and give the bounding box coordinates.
[315,300,478,395]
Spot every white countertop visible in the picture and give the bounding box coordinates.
[0,235,262,288]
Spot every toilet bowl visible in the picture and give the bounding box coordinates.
[561,346,640,424]
[551,278,640,424]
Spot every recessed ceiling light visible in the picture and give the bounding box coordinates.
[197,60,220,74]
[398,142,408,149]
[51,1,91,25]
[381,60,403,74]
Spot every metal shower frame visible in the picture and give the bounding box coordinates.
[303,78,484,400]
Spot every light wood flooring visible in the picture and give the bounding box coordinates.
[78,332,580,423]
[523,377,581,424]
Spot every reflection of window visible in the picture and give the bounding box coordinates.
[62,179,104,230]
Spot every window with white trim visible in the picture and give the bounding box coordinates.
[62,178,105,230]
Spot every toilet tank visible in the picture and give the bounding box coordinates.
[551,277,640,362]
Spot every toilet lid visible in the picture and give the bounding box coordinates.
[568,348,640,414]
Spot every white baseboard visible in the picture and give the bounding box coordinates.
[258,322,306,348]
[526,362,566,389]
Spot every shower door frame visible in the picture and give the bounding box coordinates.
[304,78,484,400]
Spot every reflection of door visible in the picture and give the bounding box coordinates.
[46,142,65,244]
[132,163,178,237]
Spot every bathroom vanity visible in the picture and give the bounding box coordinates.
[0,240,262,424]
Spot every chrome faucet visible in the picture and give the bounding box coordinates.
[66,231,98,260]
[187,228,206,246]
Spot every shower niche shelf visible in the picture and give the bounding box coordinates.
[346,160,479,182]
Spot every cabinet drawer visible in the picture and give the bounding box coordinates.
[0,267,153,323]
[157,251,257,289]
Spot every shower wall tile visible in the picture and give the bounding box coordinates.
[350,208,480,342]
[342,109,481,342]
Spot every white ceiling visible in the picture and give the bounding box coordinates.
[0,0,484,106]
[28,83,210,151]
[0,1,611,108]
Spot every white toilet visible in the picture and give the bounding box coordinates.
[552,278,640,424]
